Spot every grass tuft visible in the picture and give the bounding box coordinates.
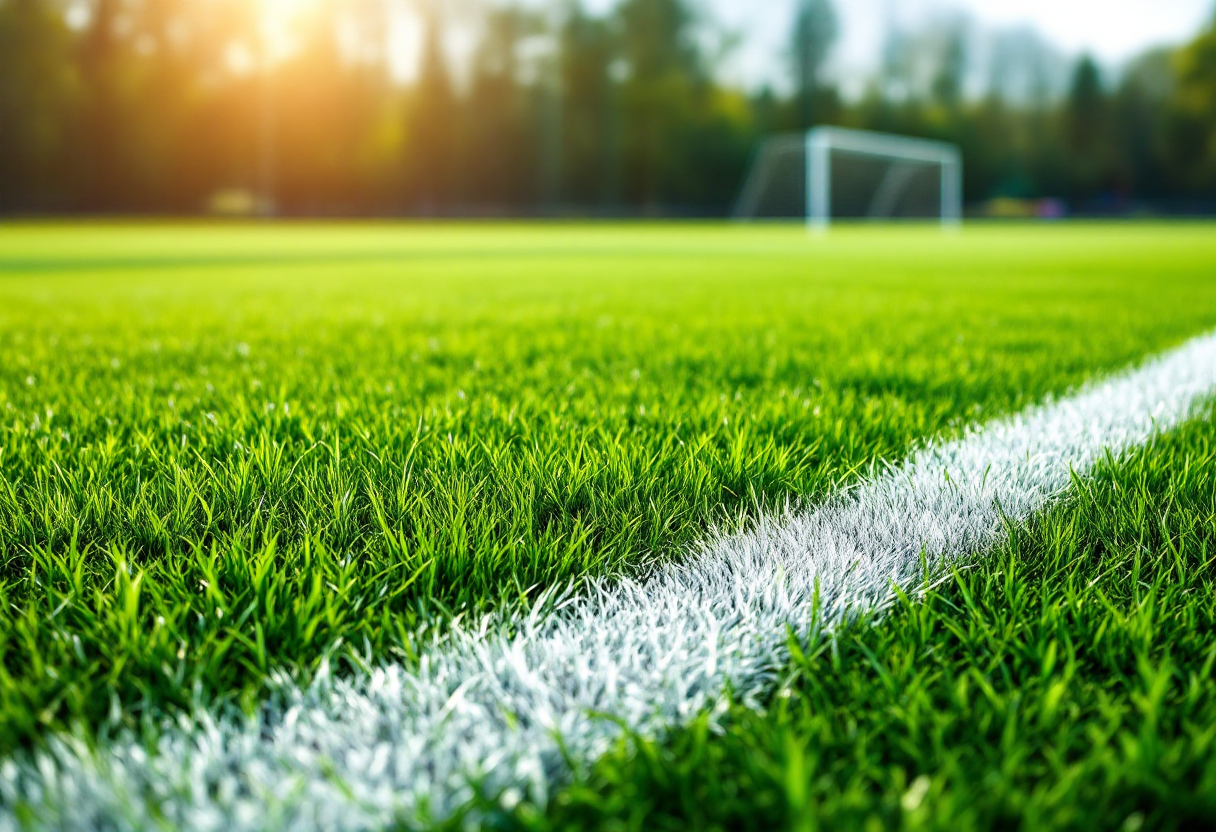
[1,222,1215,760]
[534,410,1216,831]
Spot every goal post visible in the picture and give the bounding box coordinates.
[734,126,963,230]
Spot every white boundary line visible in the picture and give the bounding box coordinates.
[4,331,1216,832]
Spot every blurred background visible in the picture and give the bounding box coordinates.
[1,0,1214,218]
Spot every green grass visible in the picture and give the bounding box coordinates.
[531,407,1216,832]
[0,222,1214,762]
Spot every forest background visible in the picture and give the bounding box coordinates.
[2,0,1216,216]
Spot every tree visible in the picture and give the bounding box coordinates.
[1060,55,1112,200]
[75,0,127,210]
[560,8,620,207]
[931,17,968,109]
[0,0,76,211]
[790,0,837,128]
[406,11,458,211]
[1067,56,1106,151]
[1113,49,1173,197]
[616,0,702,208]
[1168,18,1216,193]
[465,5,540,209]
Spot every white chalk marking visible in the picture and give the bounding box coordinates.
[3,331,1216,832]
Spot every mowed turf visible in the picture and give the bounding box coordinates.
[0,221,1214,774]
[533,407,1216,832]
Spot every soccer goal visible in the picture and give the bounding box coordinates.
[733,126,963,231]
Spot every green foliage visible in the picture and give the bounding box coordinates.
[791,0,839,128]
[560,9,621,207]
[0,0,77,210]
[407,11,460,210]
[1112,50,1175,199]
[1,0,1214,214]
[1169,20,1216,192]
[530,407,1216,832]
[616,0,725,207]
[1067,56,1106,151]
[0,223,1214,760]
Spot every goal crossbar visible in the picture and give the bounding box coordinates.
[734,126,964,231]
[808,127,962,232]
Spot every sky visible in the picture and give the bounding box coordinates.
[702,0,1216,90]
[394,0,1215,90]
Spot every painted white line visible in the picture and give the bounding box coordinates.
[4,331,1216,832]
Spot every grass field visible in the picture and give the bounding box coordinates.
[536,411,1216,832]
[1,222,1215,829]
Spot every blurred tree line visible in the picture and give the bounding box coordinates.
[1,0,1215,216]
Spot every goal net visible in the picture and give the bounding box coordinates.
[733,127,963,230]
